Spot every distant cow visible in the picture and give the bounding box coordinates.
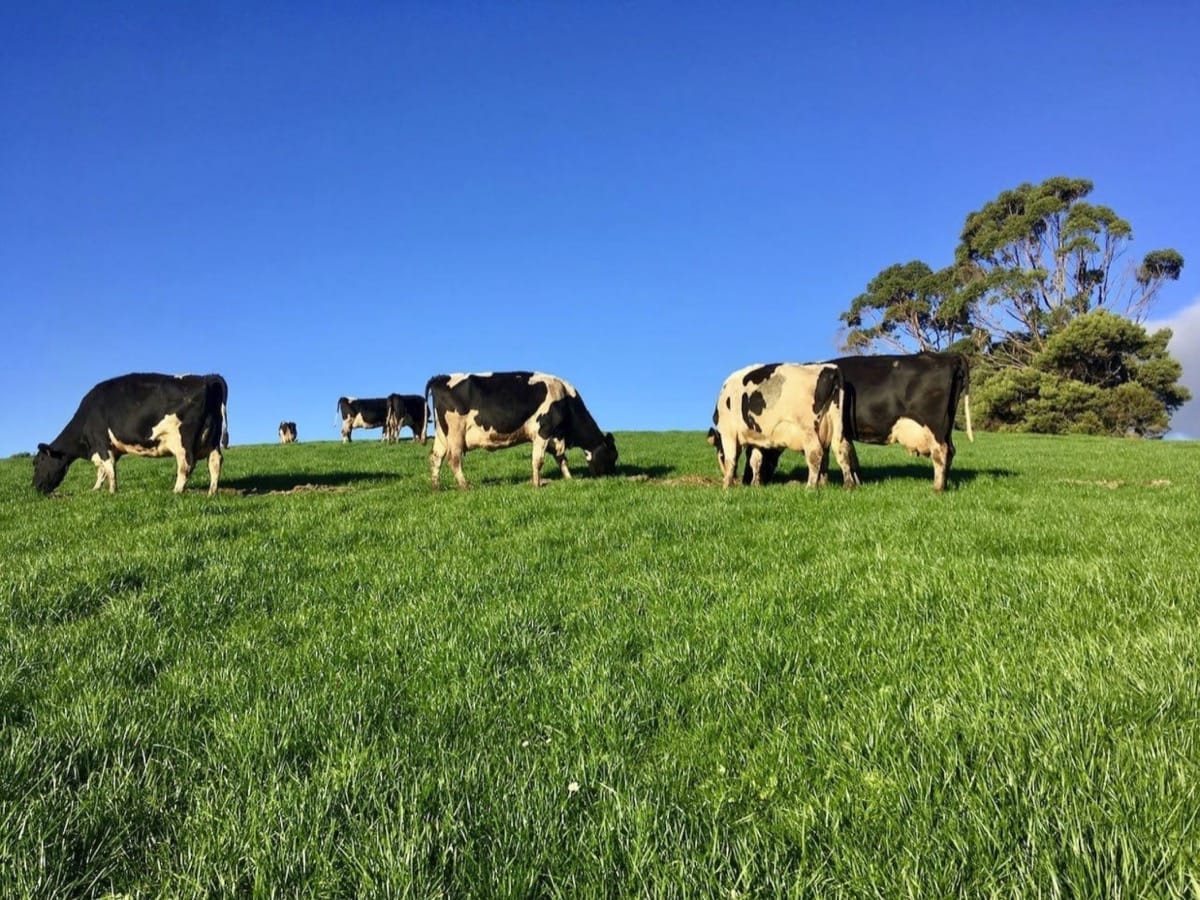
[34,372,229,496]
[337,396,390,442]
[708,363,851,489]
[424,371,618,489]
[278,421,298,443]
[385,393,428,444]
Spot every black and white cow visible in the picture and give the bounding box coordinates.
[743,352,974,491]
[826,352,973,491]
[33,373,229,496]
[385,393,428,444]
[278,421,298,443]
[708,363,852,489]
[337,396,390,442]
[424,371,618,489]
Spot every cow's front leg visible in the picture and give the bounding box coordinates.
[207,448,223,496]
[553,440,572,480]
[746,448,763,486]
[530,440,547,488]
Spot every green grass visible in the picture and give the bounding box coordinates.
[2,431,1199,897]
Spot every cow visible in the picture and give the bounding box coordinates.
[278,421,298,443]
[741,352,973,491]
[424,371,618,489]
[337,396,390,442]
[385,393,428,444]
[708,363,852,489]
[33,372,229,496]
[824,352,973,491]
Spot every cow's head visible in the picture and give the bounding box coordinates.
[585,432,618,476]
[33,443,70,494]
[706,427,726,469]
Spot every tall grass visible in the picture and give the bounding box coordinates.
[2,432,1198,896]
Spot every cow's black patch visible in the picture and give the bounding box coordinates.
[742,390,767,432]
[741,364,780,387]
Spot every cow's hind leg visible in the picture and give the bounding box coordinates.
[719,431,741,488]
[207,448,223,496]
[174,450,194,493]
[429,435,447,489]
[931,440,950,492]
[835,438,860,490]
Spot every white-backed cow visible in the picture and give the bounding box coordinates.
[708,363,852,489]
[385,393,428,444]
[424,371,618,489]
[746,352,974,492]
[278,421,298,443]
[34,373,229,496]
[337,396,390,442]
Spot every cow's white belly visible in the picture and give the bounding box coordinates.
[108,414,184,458]
[465,423,531,451]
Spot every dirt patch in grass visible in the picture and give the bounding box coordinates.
[1060,478,1172,489]
[220,483,350,497]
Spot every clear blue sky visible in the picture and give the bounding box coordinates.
[4,2,1199,455]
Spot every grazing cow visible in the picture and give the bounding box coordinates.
[33,372,229,496]
[385,393,428,444]
[823,352,973,492]
[709,363,852,489]
[278,421,298,443]
[337,396,390,442]
[424,371,618,489]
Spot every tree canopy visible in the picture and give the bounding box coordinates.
[838,176,1189,436]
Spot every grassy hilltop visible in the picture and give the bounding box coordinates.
[2,432,1198,896]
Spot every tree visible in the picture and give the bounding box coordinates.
[839,261,978,353]
[955,176,1182,364]
[837,176,1189,436]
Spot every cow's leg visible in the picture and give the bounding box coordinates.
[91,457,106,491]
[835,438,860,489]
[746,448,763,486]
[342,419,352,443]
[429,434,447,489]
[448,446,468,489]
[530,439,547,488]
[552,439,572,480]
[932,436,956,492]
[931,440,950,492]
[803,437,825,489]
[719,432,741,488]
[173,451,194,493]
[207,448,223,496]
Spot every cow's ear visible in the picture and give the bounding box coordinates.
[604,432,616,450]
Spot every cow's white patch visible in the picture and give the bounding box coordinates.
[108,414,184,459]
[886,418,937,457]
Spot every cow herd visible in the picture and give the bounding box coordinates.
[31,353,972,497]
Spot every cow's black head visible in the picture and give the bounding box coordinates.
[33,443,70,494]
[706,427,726,469]
[586,432,618,476]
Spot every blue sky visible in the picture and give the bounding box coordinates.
[4,2,1199,455]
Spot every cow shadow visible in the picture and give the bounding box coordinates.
[770,461,1016,486]
[219,470,399,495]
[615,463,675,479]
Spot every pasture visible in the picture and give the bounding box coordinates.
[2,431,1198,896]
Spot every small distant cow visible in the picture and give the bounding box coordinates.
[708,362,851,489]
[424,371,618,489]
[385,393,428,444]
[337,396,390,442]
[278,421,298,443]
[34,372,229,496]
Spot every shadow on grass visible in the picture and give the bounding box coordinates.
[769,462,1017,486]
[219,470,400,495]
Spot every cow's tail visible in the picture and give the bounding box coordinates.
[960,356,974,442]
[206,374,230,449]
[422,379,435,444]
